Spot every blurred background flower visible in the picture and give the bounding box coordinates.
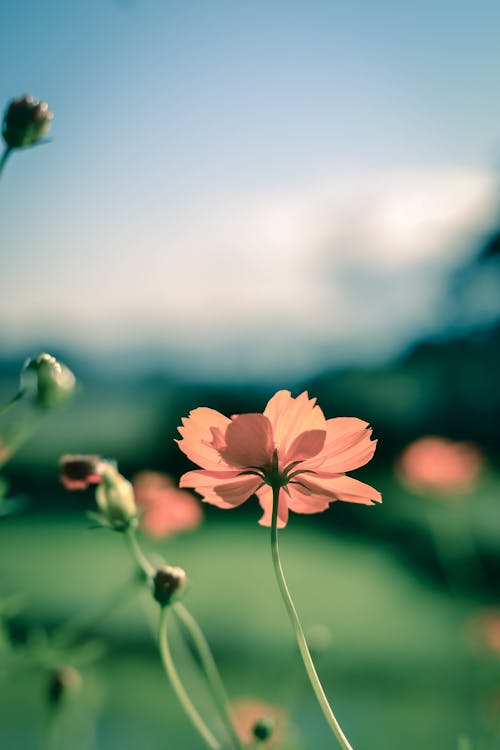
[396,437,484,497]
[133,470,202,538]
[230,698,287,747]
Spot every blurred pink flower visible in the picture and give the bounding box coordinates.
[468,611,500,655]
[133,471,202,538]
[231,698,287,747]
[177,390,380,528]
[397,437,483,496]
[59,455,103,490]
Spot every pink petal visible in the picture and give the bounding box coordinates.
[297,473,382,505]
[180,469,261,508]
[218,413,274,468]
[308,418,377,472]
[179,469,244,487]
[283,429,326,463]
[140,489,202,538]
[176,407,232,470]
[286,482,331,514]
[263,390,325,460]
[256,485,289,528]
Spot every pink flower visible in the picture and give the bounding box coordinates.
[59,455,103,490]
[230,698,287,747]
[397,436,483,496]
[133,471,202,538]
[468,611,500,655]
[177,390,380,527]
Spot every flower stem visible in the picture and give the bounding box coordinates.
[123,528,235,748]
[0,390,24,416]
[123,525,155,580]
[270,484,354,750]
[0,146,12,178]
[174,602,243,750]
[159,605,222,750]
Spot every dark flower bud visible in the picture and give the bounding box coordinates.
[21,353,75,409]
[2,95,53,149]
[60,455,103,490]
[48,667,82,706]
[252,716,275,743]
[153,565,187,607]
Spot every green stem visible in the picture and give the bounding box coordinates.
[174,602,243,750]
[159,606,222,750]
[0,146,12,178]
[0,390,24,416]
[270,483,354,750]
[123,525,155,580]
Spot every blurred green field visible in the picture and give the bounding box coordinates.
[1,511,498,750]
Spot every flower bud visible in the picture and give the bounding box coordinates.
[153,565,187,606]
[48,667,82,706]
[95,464,137,530]
[2,94,53,149]
[60,455,103,490]
[22,353,75,409]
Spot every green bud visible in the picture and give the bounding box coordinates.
[2,94,53,149]
[153,565,187,607]
[22,353,75,409]
[95,464,137,530]
[252,716,275,742]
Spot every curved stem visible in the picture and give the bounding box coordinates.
[158,606,222,750]
[270,484,354,750]
[174,602,243,750]
[0,390,24,416]
[123,525,155,580]
[0,146,12,178]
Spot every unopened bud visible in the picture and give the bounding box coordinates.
[252,716,275,743]
[22,353,75,408]
[2,95,53,149]
[48,667,82,706]
[60,455,103,490]
[95,464,137,530]
[153,565,187,606]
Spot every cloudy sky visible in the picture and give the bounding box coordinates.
[2,0,500,380]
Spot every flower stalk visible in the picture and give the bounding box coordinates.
[174,602,243,750]
[0,145,11,178]
[270,481,355,750]
[123,524,241,750]
[158,605,222,750]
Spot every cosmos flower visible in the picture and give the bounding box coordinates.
[177,390,380,527]
[397,436,483,496]
[59,455,103,490]
[230,698,287,747]
[133,471,202,538]
[468,611,500,655]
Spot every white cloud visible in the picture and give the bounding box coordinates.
[4,166,498,378]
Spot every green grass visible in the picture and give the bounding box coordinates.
[0,514,498,749]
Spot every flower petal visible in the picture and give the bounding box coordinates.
[180,469,261,508]
[308,418,377,473]
[219,413,274,468]
[283,429,326,464]
[296,473,382,505]
[176,407,232,470]
[286,482,331,514]
[263,390,325,459]
[256,485,289,528]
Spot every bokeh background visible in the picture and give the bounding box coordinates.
[1,1,500,748]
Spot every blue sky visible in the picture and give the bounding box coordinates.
[2,0,500,380]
